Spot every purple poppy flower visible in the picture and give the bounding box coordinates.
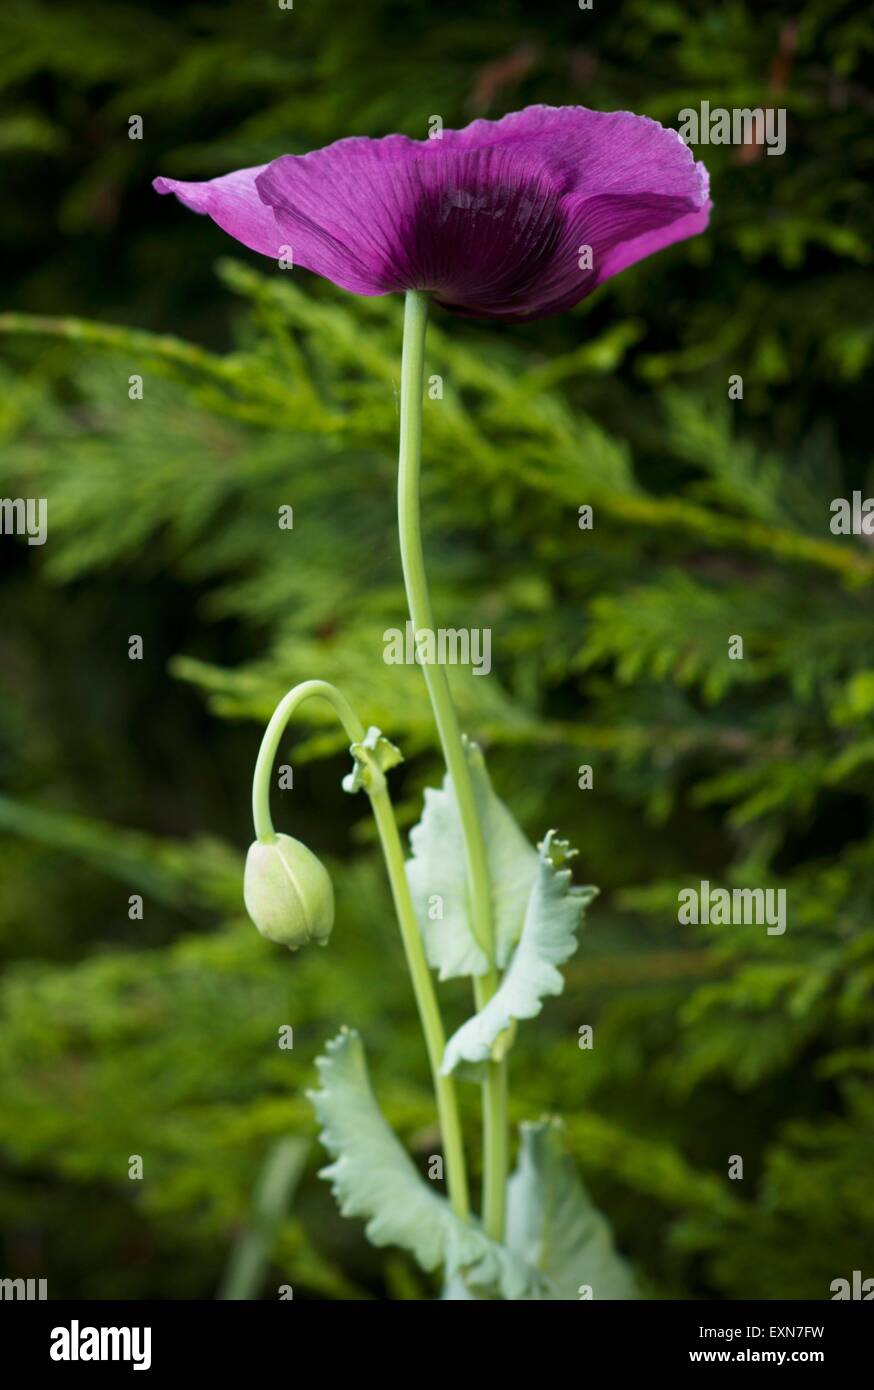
[154,105,710,322]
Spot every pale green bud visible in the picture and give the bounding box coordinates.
[244,833,334,949]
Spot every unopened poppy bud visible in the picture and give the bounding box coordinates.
[244,833,334,949]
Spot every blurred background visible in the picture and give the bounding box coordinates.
[1,0,872,1300]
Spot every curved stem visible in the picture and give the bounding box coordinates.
[367,782,470,1223]
[253,680,364,842]
[397,290,508,1242]
[251,678,470,1221]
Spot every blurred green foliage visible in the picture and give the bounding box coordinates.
[1,0,872,1299]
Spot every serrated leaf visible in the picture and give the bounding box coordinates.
[442,832,595,1073]
[507,1119,637,1301]
[309,1027,542,1298]
[405,740,539,980]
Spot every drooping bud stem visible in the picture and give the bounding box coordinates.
[248,676,470,1222]
[251,680,365,843]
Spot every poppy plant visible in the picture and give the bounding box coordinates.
[156,105,710,1299]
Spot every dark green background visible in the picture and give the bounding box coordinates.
[1,0,872,1299]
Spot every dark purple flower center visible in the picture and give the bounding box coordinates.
[391,150,568,314]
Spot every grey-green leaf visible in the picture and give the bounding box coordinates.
[506,1119,638,1300]
[442,832,595,1073]
[309,1027,542,1298]
[405,739,539,980]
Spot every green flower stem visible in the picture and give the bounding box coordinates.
[367,781,470,1222]
[397,289,508,1243]
[251,677,470,1222]
[252,680,364,842]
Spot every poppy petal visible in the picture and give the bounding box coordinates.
[154,106,711,320]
